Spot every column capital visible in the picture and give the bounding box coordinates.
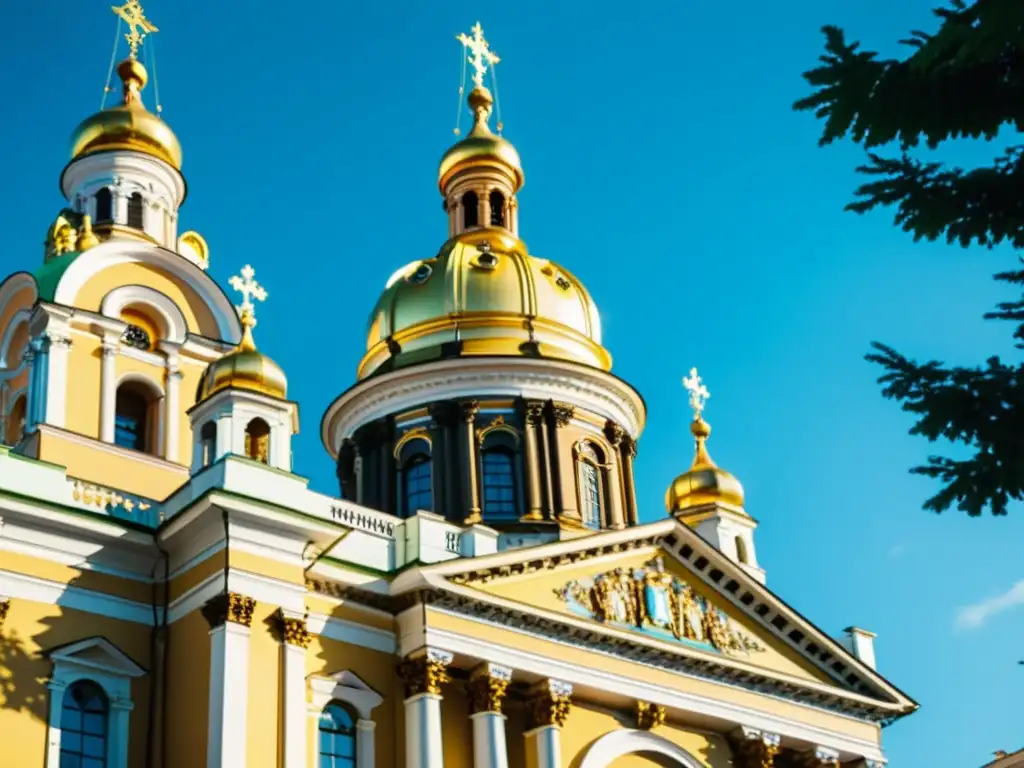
[523,400,546,426]
[461,400,480,422]
[794,746,840,767]
[549,402,575,428]
[398,648,453,698]
[0,598,9,630]
[624,436,638,458]
[730,726,781,768]
[635,701,666,730]
[604,421,626,449]
[201,592,256,629]
[279,612,311,648]
[525,679,573,729]
[467,662,512,715]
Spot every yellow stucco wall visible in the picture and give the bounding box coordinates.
[466,547,831,685]
[0,597,151,768]
[64,333,103,438]
[164,607,211,767]
[247,601,283,766]
[1,550,152,605]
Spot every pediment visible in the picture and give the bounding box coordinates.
[47,636,146,677]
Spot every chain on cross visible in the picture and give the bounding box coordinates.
[112,0,159,59]
[229,265,267,326]
[457,22,500,89]
[683,367,710,417]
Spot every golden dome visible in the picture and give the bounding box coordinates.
[69,58,182,170]
[438,87,523,192]
[198,320,287,401]
[359,228,609,379]
[666,416,746,514]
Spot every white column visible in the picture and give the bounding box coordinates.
[163,368,181,461]
[356,719,376,768]
[44,680,66,768]
[100,340,120,442]
[524,679,572,768]
[468,662,512,768]
[204,593,255,768]
[22,345,38,434]
[401,648,452,768]
[215,413,233,461]
[43,333,72,428]
[280,613,309,768]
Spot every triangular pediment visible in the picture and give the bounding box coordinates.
[407,519,916,722]
[46,637,146,677]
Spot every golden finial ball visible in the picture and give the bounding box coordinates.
[117,58,148,90]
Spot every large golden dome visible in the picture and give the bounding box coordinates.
[666,417,746,513]
[69,58,182,170]
[199,322,287,401]
[438,87,523,192]
[359,228,609,379]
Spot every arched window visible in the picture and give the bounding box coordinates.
[398,438,433,517]
[127,192,145,229]
[6,395,26,445]
[244,418,271,464]
[60,680,109,767]
[462,191,479,228]
[577,442,604,529]
[200,421,217,467]
[94,188,113,224]
[489,190,505,227]
[481,435,519,519]
[114,382,156,453]
[735,535,749,565]
[319,701,357,767]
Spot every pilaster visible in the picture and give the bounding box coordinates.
[524,679,572,768]
[547,402,576,522]
[603,421,627,530]
[278,610,310,768]
[462,401,482,524]
[399,648,453,768]
[202,592,256,768]
[521,401,545,521]
[163,358,182,461]
[468,662,512,768]
[99,338,120,443]
[621,437,639,525]
[43,328,72,429]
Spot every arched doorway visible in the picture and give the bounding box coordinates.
[579,730,706,768]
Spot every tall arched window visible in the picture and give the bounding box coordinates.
[127,192,145,229]
[577,442,604,529]
[319,702,357,767]
[481,433,519,519]
[489,190,505,227]
[200,421,217,467]
[114,382,155,453]
[60,680,109,767]
[399,438,433,517]
[462,191,479,228]
[5,395,26,445]
[244,418,271,464]
[94,188,113,224]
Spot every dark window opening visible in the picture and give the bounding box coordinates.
[402,454,432,516]
[94,188,113,224]
[462,191,479,228]
[580,460,602,529]
[244,418,271,464]
[489,190,505,226]
[114,383,152,452]
[482,446,518,518]
[60,680,109,767]
[200,421,217,467]
[127,192,144,229]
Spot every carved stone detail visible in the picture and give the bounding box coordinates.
[525,679,573,729]
[467,662,512,714]
[635,700,666,730]
[524,401,545,426]
[461,400,480,423]
[604,421,626,448]
[794,747,840,767]
[398,648,453,698]
[0,599,10,630]
[281,616,311,648]
[731,727,782,768]
[550,402,575,428]
[624,436,638,458]
[201,592,256,629]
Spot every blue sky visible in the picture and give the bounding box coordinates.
[2,1,1022,764]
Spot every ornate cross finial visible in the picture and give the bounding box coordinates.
[457,22,500,89]
[229,264,267,329]
[112,1,159,59]
[683,367,710,418]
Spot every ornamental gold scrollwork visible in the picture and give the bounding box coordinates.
[550,402,575,428]
[525,679,573,729]
[554,557,765,657]
[467,662,512,714]
[636,701,666,730]
[201,592,256,629]
[280,615,311,648]
[398,648,453,698]
[524,401,545,426]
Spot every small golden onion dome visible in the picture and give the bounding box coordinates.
[69,58,182,170]
[666,416,746,514]
[359,228,609,379]
[198,315,287,401]
[438,86,523,193]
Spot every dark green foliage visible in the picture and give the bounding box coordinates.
[795,0,1024,515]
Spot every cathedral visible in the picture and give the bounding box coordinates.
[0,4,916,767]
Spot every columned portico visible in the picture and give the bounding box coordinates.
[467,662,512,768]
[201,592,256,768]
[524,678,573,768]
[399,648,453,768]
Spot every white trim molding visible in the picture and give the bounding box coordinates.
[44,637,145,768]
[100,284,189,344]
[578,730,705,768]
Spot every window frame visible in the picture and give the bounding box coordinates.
[59,679,110,767]
[575,441,606,530]
[308,670,383,768]
[479,428,522,520]
[113,380,157,454]
[318,700,358,767]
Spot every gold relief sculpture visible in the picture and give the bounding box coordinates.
[467,663,512,714]
[201,592,256,629]
[636,701,666,730]
[281,616,311,648]
[398,649,453,698]
[554,557,765,657]
[525,679,573,729]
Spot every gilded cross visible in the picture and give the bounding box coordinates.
[683,367,710,416]
[457,22,500,89]
[229,264,267,325]
[112,0,159,59]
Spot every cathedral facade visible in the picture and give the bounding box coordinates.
[0,5,916,767]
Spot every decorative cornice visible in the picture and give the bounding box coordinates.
[636,700,666,730]
[467,662,512,714]
[730,726,781,768]
[201,592,256,629]
[398,648,453,698]
[525,678,573,729]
